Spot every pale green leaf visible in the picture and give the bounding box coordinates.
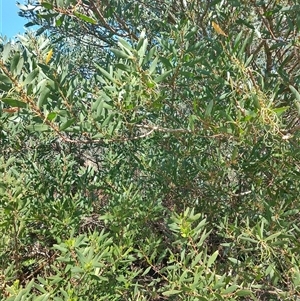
[162,290,182,296]
[23,68,39,85]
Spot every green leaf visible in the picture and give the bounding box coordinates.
[244,54,253,67]
[191,252,203,268]
[222,285,238,295]
[204,99,214,117]
[96,100,104,118]
[265,231,282,241]
[10,52,20,74]
[136,29,146,51]
[236,289,253,296]
[154,70,172,83]
[160,57,173,69]
[149,57,158,74]
[290,85,300,116]
[238,236,257,243]
[92,97,102,112]
[115,63,131,72]
[102,113,114,127]
[272,106,289,116]
[24,22,36,28]
[23,68,39,85]
[222,284,238,295]
[0,74,12,84]
[145,45,156,63]
[56,15,65,27]
[236,18,255,29]
[228,257,242,264]
[1,98,27,108]
[34,293,50,301]
[71,266,84,273]
[118,37,133,53]
[53,244,68,252]
[138,38,148,64]
[60,118,76,131]
[47,112,57,121]
[0,83,11,91]
[290,85,300,102]
[95,63,115,83]
[26,124,50,132]
[74,11,97,24]
[40,2,53,9]
[141,266,153,276]
[16,56,24,75]
[38,87,50,108]
[2,43,12,62]
[162,290,182,296]
[111,48,132,59]
[207,250,218,268]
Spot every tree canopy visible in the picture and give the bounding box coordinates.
[1,0,300,300]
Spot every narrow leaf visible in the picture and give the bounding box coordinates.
[0,74,12,84]
[236,289,253,296]
[60,118,76,131]
[1,98,27,108]
[204,99,214,117]
[212,21,228,37]
[115,63,131,72]
[74,11,97,24]
[41,2,53,9]
[95,64,115,83]
[149,57,158,74]
[154,70,172,83]
[10,52,20,74]
[222,285,238,295]
[290,85,300,102]
[38,87,50,108]
[2,43,12,62]
[26,124,50,132]
[111,48,131,59]
[23,68,39,85]
[162,290,182,296]
[45,49,53,64]
[207,250,218,268]
[118,37,133,52]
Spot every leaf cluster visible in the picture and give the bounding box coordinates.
[1,0,300,300]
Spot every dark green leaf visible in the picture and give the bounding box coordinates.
[10,52,20,74]
[0,74,12,84]
[1,98,27,108]
[154,70,172,83]
[60,118,76,131]
[40,2,53,9]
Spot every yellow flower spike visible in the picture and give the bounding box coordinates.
[45,49,53,64]
[212,21,228,37]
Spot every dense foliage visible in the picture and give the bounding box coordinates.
[1,0,300,300]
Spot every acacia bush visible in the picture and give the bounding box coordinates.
[1,0,300,300]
